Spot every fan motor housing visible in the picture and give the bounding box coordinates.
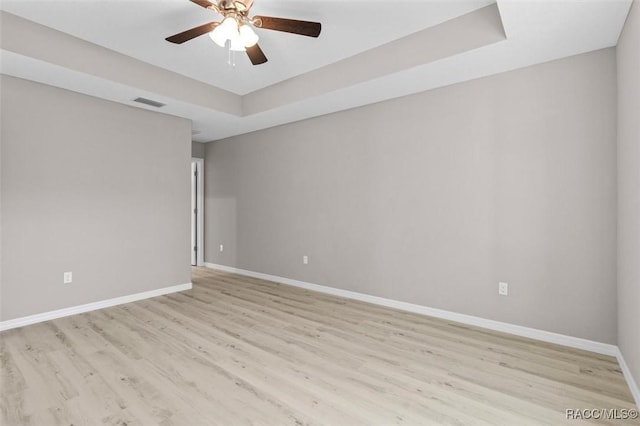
[218,0,253,11]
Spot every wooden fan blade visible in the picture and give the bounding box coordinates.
[166,22,219,44]
[189,0,215,9]
[246,44,268,65]
[253,16,321,37]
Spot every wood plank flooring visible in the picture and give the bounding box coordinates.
[1,267,638,425]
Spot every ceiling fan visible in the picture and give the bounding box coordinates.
[165,0,322,65]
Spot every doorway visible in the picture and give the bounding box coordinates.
[191,158,204,266]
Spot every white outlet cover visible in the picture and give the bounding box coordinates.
[498,282,508,296]
[63,272,73,284]
[220,244,224,252]
[303,256,308,265]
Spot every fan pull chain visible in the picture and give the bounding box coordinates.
[227,44,237,67]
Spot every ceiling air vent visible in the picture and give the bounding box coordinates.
[133,97,165,108]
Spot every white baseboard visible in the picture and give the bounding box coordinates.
[0,282,193,332]
[205,262,640,406]
[204,262,617,356]
[616,348,640,408]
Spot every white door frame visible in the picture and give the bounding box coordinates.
[191,158,205,266]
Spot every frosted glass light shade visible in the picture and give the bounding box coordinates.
[239,24,259,47]
[229,35,246,51]
[209,25,227,47]
[209,17,239,47]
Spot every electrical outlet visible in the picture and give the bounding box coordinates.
[498,282,508,296]
[64,272,73,284]
[303,255,308,265]
[220,244,224,252]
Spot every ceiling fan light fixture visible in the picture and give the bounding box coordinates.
[209,25,228,47]
[222,16,238,30]
[167,0,322,66]
[239,24,259,47]
[209,29,227,47]
[209,16,238,47]
[229,34,246,51]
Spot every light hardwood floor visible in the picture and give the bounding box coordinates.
[1,267,638,425]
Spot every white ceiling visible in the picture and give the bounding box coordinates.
[0,0,495,95]
[0,0,633,142]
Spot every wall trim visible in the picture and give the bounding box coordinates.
[203,262,617,355]
[616,348,640,407]
[205,263,640,405]
[0,282,193,332]
[191,157,205,267]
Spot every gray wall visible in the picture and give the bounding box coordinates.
[617,0,640,389]
[0,76,192,321]
[205,48,618,344]
[192,141,206,159]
